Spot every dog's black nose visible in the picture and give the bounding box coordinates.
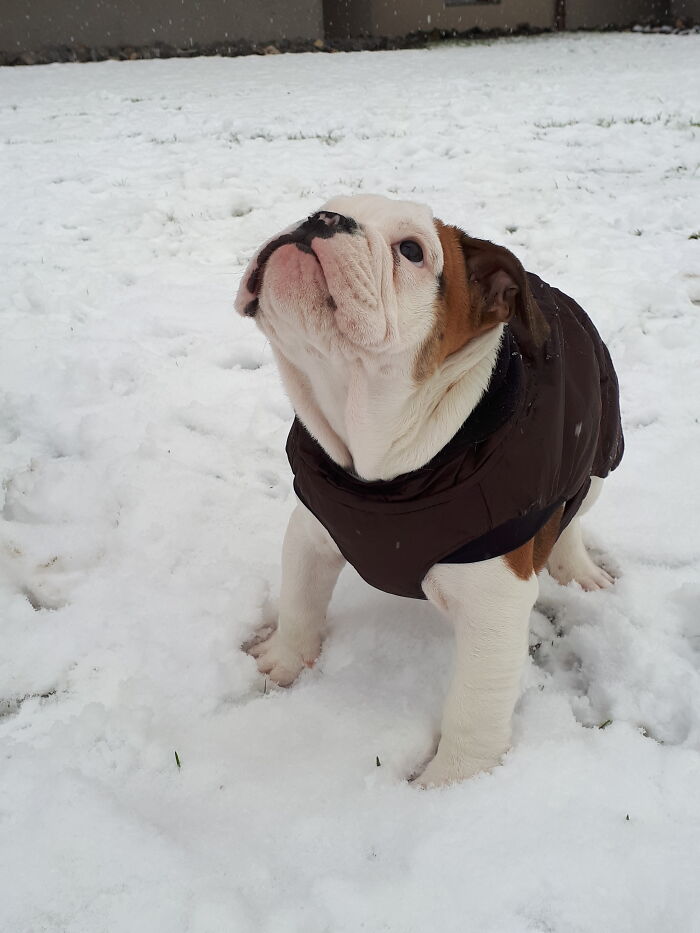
[314,211,343,228]
[305,211,357,237]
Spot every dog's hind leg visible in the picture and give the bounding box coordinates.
[547,477,614,591]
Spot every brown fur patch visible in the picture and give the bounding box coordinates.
[504,538,535,581]
[504,507,565,580]
[414,221,479,381]
[434,221,480,360]
[414,219,549,383]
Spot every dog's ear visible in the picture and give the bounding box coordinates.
[459,232,548,348]
[435,221,549,354]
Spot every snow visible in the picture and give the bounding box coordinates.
[1,32,699,932]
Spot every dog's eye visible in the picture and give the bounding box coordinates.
[399,240,424,264]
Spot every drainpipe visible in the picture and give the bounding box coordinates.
[555,0,566,29]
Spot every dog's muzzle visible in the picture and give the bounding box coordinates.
[242,212,358,316]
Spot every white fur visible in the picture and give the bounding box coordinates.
[272,324,503,480]
[236,194,614,786]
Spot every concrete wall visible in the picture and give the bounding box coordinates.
[0,0,324,54]
[324,0,677,36]
[1,0,687,57]
[325,0,555,37]
[671,0,700,18]
[566,0,668,28]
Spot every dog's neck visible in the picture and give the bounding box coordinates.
[274,325,504,481]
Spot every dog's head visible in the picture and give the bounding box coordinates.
[234,194,547,379]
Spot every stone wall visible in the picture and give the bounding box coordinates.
[0,0,324,55]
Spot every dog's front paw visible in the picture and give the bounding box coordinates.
[413,744,503,788]
[245,629,320,687]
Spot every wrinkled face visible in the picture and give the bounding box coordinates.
[234,193,544,380]
[235,194,444,362]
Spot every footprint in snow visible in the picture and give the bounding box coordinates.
[214,350,263,371]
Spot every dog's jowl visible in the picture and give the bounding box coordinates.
[235,194,623,787]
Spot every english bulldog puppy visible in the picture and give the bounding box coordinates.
[234,194,623,787]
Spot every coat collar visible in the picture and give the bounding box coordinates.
[293,326,525,492]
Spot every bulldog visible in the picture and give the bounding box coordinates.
[234,194,623,787]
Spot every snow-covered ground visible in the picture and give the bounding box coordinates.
[1,32,700,932]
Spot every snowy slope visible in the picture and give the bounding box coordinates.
[1,33,699,933]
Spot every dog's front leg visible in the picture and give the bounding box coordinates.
[248,502,345,686]
[416,557,538,787]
